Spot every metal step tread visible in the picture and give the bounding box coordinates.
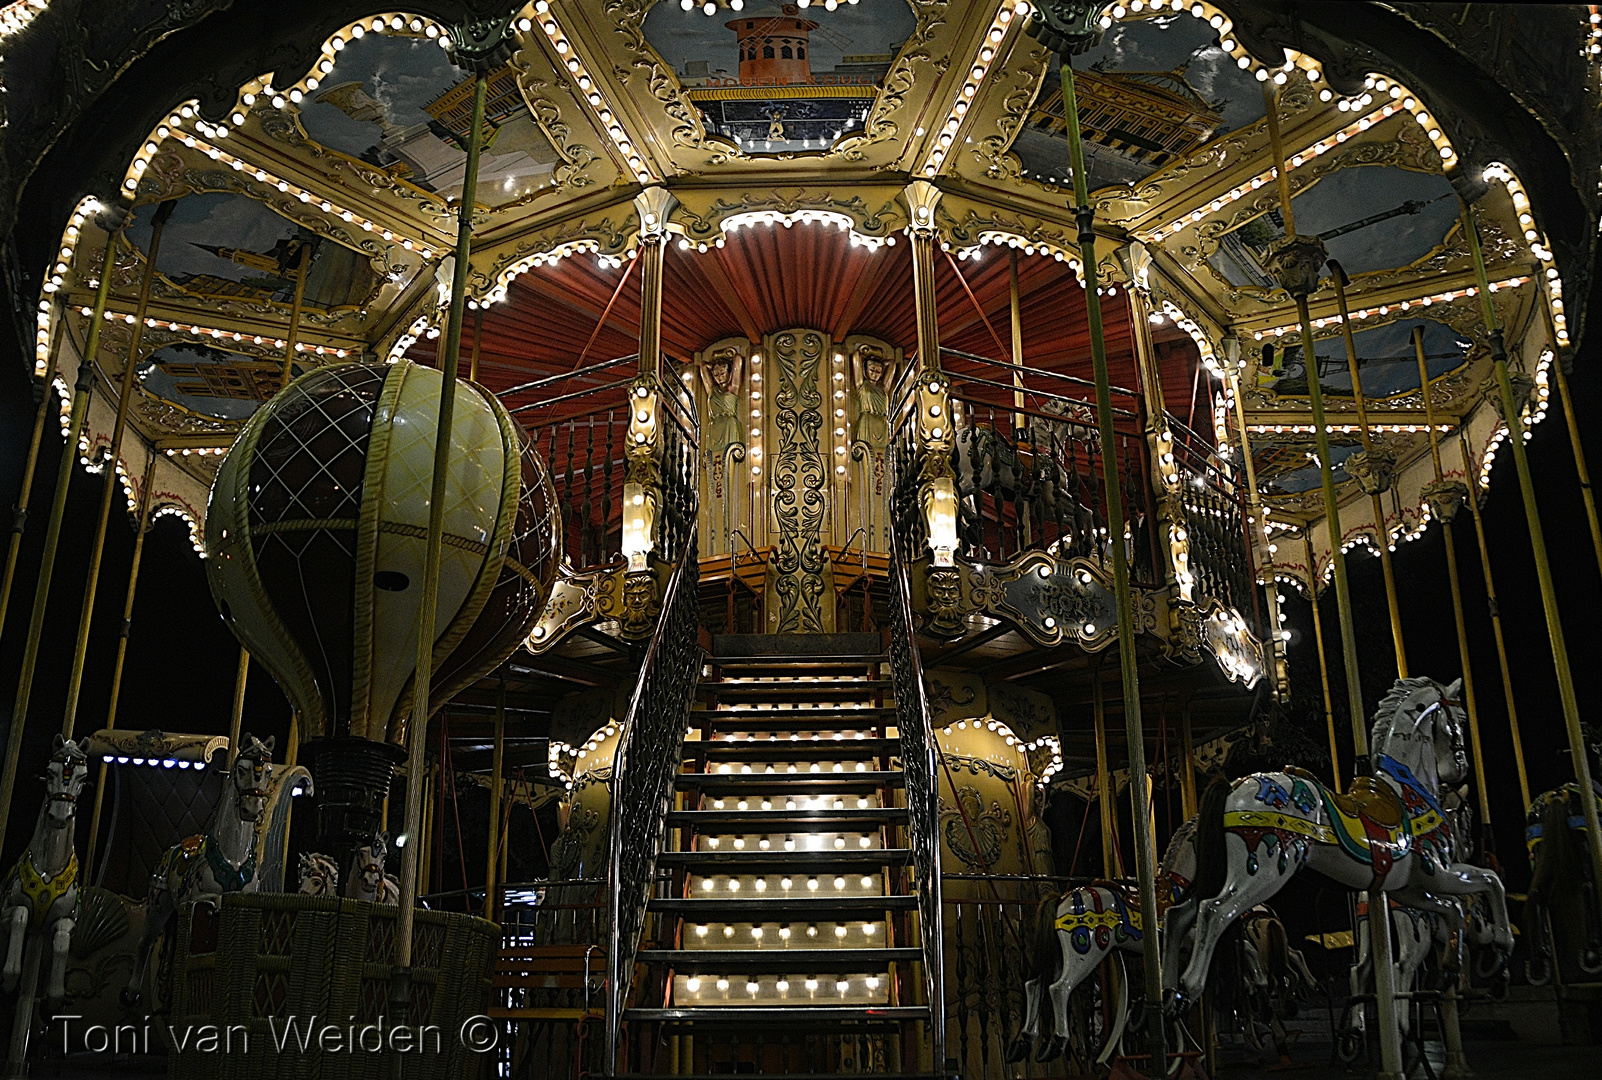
[698,705,897,717]
[667,808,908,827]
[658,849,912,868]
[650,896,918,916]
[621,1005,929,1024]
[637,947,922,970]
[703,680,892,696]
[692,740,900,761]
[674,770,904,790]
[709,654,888,667]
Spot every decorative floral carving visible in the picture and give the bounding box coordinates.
[771,330,827,633]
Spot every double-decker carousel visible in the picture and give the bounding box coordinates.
[1,2,1600,1078]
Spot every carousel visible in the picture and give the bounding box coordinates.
[0,1,1599,1078]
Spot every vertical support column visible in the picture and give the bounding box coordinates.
[905,181,942,376]
[484,673,507,922]
[85,455,158,878]
[1412,326,1491,838]
[1223,350,1288,695]
[634,187,677,382]
[1259,81,1400,1079]
[1304,531,1342,793]
[281,240,312,389]
[468,307,485,385]
[1463,203,1602,896]
[1092,668,1119,875]
[1329,263,1407,677]
[1540,298,1602,584]
[62,200,176,740]
[1058,53,1164,1071]
[0,213,124,853]
[1458,432,1530,810]
[1008,248,1026,425]
[395,23,503,1062]
[0,368,59,647]
[225,649,250,770]
[1179,700,1198,820]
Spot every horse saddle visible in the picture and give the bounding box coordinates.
[1331,777,1404,831]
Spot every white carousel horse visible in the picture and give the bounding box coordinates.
[1,736,89,1002]
[297,852,340,895]
[123,734,273,1006]
[344,832,400,905]
[1007,817,1200,1063]
[1166,677,1513,1016]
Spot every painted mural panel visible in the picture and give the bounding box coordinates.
[1207,166,1459,288]
[643,1,915,153]
[1013,13,1266,191]
[139,343,288,421]
[126,193,377,311]
[297,32,559,206]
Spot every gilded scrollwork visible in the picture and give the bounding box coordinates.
[771,330,827,633]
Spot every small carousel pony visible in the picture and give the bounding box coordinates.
[297,852,340,895]
[1165,677,1513,1015]
[344,833,400,905]
[1,736,89,1003]
[1007,816,1200,1063]
[123,734,274,1005]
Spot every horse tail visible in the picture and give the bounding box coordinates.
[1031,887,1064,983]
[1189,777,1231,903]
[1265,914,1289,993]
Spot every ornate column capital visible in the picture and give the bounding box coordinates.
[902,180,943,239]
[446,13,519,74]
[634,187,679,241]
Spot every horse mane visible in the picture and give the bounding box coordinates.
[1369,676,1445,757]
[1161,815,1195,873]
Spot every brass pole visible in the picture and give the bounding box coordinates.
[1330,265,1407,676]
[1008,247,1025,423]
[910,201,941,375]
[281,240,312,390]
[1304,530,1342,794]
[484,673,507,922]
[1225,364,1288,694]
[1060,54,1164,1069]
[1539,301,1602,583]
[0,370,58,646]
[468,306,484,385]
[1412,326,1492,836]
[1463,203,1602,892]
[638,231,665,381]
[1179,701,1198,820]
[1458,431,1530,809]
[395,67,488,1047]
[1263,81,1401,1079]
[84,454,158,879]
[61,201,175,740]
[1092,666,1118,875]
[225,648,250,770]
[0,224,121,853]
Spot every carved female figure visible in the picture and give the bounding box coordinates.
[698,345,745,464]
[850,345,894,452]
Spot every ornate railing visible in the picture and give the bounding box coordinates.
[603,543,702,1072]
[1169,417,1257,624]
[892,347,1160,587]
[506,355,699,571]
[887,527,947,1065]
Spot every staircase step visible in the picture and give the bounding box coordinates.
[703,680,891,698]
[638,947,922,971]
[700,705,896,718]
[694,739,899,761]
[649,896,918,917]
[667,808,907,828]
[675,770,903,791]
[621,1005,928,1025]
[658,849,911,869]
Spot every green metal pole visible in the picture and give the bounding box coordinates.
[1059,53,1165,1073]
[393,68,488,1070]
[61,200,174,739]
[0,223,120,854]
[0,371,57,648]
[1462,203,1602,896]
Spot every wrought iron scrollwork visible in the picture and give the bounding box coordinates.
[604,543,702,1072]
[887,527,947,1066]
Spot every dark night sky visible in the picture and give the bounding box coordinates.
[3,256,1602,895]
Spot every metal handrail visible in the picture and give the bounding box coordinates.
[886,523,947,1069]
[940,345,1140,398]
[497,354,640,399]
[603,544,702,1073]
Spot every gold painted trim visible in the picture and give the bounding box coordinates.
[350,360,409,742]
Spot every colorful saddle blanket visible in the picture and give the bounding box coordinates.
[2,849,78,923]
[1221,756,1451,887]
[1524,781,1602,854]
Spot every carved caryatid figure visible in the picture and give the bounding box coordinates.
[698,345,745,463]
[850,345,894,452]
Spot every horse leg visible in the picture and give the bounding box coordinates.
[1006,977,1042,1062]
[1394,866,1513,954]
[1041,932,1103,1062]
[123,887,171,1006]
[1160,896,1199,996]
[1172,833,1302,1015]
[46,909,73,1002]
[2,903,26,990]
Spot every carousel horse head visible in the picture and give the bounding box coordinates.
[229,734,274,824]
[352,832,389,894]
[41,734,89,827]
[1369,676,1466,792]
[297,852,340,895]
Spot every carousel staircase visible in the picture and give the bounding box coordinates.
[622,633,939,1074]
